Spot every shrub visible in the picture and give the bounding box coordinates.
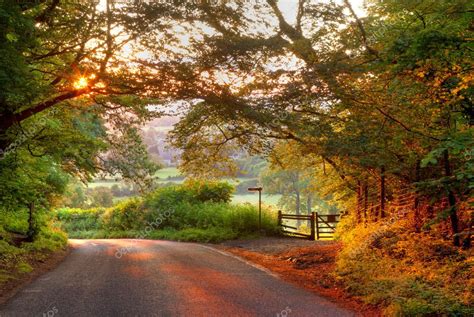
[0,221,67,286]
[144,180,233,210]
[101,198,144,231]
[182,180,234,203]
[0,209,29,235]
[55,207,106,232]
[55,181,280,243]
[23,226,67,252]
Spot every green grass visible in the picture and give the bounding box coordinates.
[57,202,280,243]
[231,193,281,206]
[154,167,181,179]
[87,181,119,189]
[0,222,68,286]
[16,262,33,273]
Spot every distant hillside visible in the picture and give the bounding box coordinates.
[142,116,181,166]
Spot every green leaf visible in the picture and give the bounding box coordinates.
[5,33,18,42]
[421,157,437,167]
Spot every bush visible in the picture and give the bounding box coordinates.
[101,198,144,231]
[182,180,234,203]
[0,240,23,260]
[56,181,281,243]
[144,180,233,210]
[55,207,106,232]
[23,226,68,252]
[0,209,29,235]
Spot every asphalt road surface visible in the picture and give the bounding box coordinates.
[1,239,354,317]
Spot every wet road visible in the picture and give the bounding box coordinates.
[0,239,354,317]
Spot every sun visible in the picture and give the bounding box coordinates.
[73,77,89,90]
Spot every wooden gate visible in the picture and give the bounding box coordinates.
[278,210,340,240]
[315,213,340,240]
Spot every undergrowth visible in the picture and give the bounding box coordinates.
[335,215,473,316]
[0,218,67,284]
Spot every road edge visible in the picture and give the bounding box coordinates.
[0,246,71,306]
[199,244,281,278]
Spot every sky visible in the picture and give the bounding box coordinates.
[99,0,366,17]
[277,0,366,20]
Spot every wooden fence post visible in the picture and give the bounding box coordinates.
[278,210,282,227]
[310,212,316,240]
[315,212,320,240]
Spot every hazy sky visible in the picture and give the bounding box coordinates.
[278,0,366,21]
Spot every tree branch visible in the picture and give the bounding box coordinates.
[343,0,380,59]
[0,89,88,133]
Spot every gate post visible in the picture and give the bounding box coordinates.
[310,212,316,240]
[278,210,282,227]
[315,212,320,240]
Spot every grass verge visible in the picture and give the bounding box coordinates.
[0,226,69,304]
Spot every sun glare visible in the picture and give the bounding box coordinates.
[73,77,89,90]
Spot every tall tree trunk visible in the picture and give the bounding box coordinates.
[444,150,460,246]
[363,182,368,226]
[356,181,362,223]
[380,166,386,219]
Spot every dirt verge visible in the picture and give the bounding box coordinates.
[217,237,381,316]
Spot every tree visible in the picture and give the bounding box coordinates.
[167,0,472,245]
[261,142,339,219]
[0,152,69,239]
[88,187,114,208]
[0,0,178,233]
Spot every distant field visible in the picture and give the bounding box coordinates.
[88,168,257,189]
[89,168,281,207]
[87,181,119,189]
[154,167,181,179]
[88,167,183,188]
[231,194,281,207]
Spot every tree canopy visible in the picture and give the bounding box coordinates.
[0,0,472,246]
